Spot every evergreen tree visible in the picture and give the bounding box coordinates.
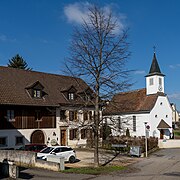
[8,54,32,70]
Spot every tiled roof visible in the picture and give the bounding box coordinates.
[0,66,92,107]
[103,88,163,115]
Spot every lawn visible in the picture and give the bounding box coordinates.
[63,166,125,175]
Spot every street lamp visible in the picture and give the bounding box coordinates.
[144,122,148,157]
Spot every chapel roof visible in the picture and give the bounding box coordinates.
[103,88,165,115]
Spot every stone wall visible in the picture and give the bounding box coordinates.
[158,139,180,148]
[0,150,36,167]
[0,150,61,172]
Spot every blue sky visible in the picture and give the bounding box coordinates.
[0,0,180,109]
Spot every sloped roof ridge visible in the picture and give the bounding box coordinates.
[117,88,146,95]
[0,66,82,80]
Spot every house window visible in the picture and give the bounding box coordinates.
[133,116,136,132]
[0,137,7,147]
[69,129,78,140]
[83,111,88,121]
[89,111,93,121]
[155,115,158,118]
[149,78,154,85]
[7,110,15,121]
[117,116,122,130]
[69,111,77,121]
[16,136,24,145]
[34,89,41,98]
[60,110,66,120]
[81,129,87,139]
[35,111,42,121]
[68,93,74,100]
[166,115,168,118]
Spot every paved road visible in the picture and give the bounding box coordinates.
[95,148,180,180]
[2,148,180,180]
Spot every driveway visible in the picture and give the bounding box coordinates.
[2,148,180,180]
[95,148,180,180]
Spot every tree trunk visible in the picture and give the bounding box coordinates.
[94,82,100,167]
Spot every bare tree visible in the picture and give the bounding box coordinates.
[66,5,131,166]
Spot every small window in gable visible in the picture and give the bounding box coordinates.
[68,93,74,100]
[34,89,41,98]
[26,81,45,99]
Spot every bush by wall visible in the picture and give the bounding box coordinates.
[87,135,158,153]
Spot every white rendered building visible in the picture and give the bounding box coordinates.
[103,53,173,139]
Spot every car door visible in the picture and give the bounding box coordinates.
[60,147,73,160]
[52,147,63,157]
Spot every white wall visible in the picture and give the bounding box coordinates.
[104,96,172,139]
[0,128,60,149]
[149,96,172,139]
[105,113,149,137]
[146,75,164,95]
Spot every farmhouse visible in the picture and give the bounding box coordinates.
[103,53,173,139]
[0,66,95,149]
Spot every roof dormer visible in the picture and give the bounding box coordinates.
[26,81,46,98]
[61,85,77,101]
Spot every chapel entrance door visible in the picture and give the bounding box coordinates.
[160,129,164,139]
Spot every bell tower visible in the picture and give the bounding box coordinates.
[145,53,165,95]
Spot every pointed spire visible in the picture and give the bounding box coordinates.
[146,52,165,77]
[149,53,161,74]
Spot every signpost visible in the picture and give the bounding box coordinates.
[144,122,150,157]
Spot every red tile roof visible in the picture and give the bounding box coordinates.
[103,88,163,115]
[0,66,92,107]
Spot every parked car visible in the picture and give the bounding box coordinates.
[37,146,76,163]
[18,144,47,152]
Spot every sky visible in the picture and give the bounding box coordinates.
[0,0,180,109]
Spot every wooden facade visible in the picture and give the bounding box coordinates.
[0,106,56,129]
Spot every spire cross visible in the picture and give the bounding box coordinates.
[153,46,156,53]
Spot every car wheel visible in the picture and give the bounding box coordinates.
[69,156,76,163]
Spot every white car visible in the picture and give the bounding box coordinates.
[37,146,76,163]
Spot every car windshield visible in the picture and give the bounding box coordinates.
[40,147,54,153]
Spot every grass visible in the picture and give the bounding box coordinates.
[63,166,126,175]
[174,131,180,136]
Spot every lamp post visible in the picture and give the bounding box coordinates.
[144,122,148,157]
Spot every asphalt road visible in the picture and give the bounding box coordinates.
[96,148,180,180]
[2,148,180,180]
